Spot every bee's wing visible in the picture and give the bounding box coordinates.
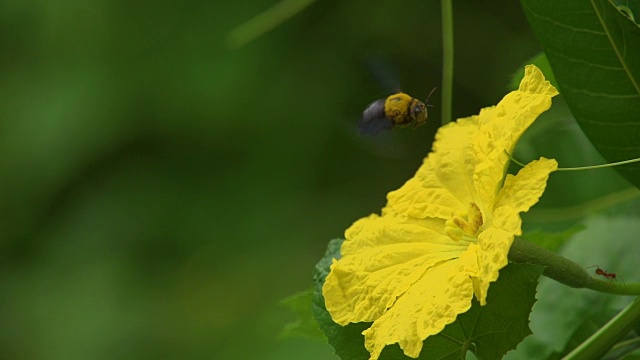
[358,116,394,136]
[358,99,393,136]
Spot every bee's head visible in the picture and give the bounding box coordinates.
[410,100,428,126]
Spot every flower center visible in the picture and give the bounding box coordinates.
[445,203,484,242]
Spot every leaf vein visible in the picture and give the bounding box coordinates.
[545,48,625,71]
[596,144,640,150]
[577,115,640,126]
[561,84,640,98]
[522,2,607,35]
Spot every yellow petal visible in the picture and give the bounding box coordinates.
[387,117,479,219]
[324,214,469,325]
[495,157,559,213]
[363,257,476,360]
[520,65,559,97]
[343,213,459,255]
[472,66,558,209]
[473,224,517,305]
[473,157,558,304]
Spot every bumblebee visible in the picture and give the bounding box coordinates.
[358,90,435,136]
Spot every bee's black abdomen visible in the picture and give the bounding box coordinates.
[359,99,393,136]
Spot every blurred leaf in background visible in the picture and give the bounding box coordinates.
[280,289,324,340]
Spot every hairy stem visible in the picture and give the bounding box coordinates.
[509,237,640,295]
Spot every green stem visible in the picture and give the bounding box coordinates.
[562,296,640,360]
[506,149,640,172]
[509,238,640,295]
[440,0,454,125]
[556,157,640,171]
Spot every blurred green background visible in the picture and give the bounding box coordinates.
[1,1,630,359]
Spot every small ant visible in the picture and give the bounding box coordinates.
[587,265,618,282]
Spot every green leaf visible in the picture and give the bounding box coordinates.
[520,0,640,188]
[523,225,585,252]
[313,239,544,360]
[280,288,326,340]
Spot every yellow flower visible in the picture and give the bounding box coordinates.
[322,65,559,360]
